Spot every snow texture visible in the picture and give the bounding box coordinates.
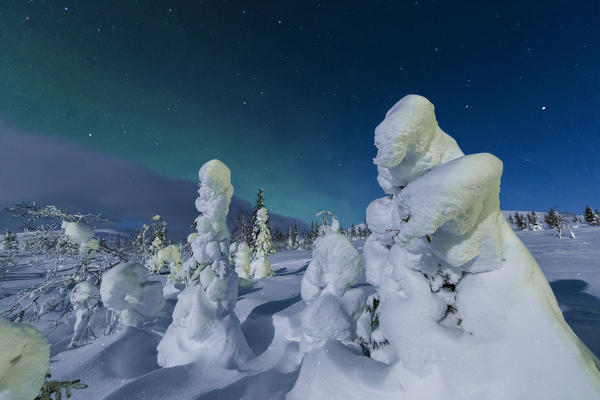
[0,319,50,400]
[157,159,252,368]
[100,262,165,328]
[148,244,183,274]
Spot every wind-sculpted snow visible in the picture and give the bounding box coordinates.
[157,159,252,368]
[292,94,600,399]
[0,319,50,400]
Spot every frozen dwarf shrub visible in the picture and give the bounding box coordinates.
[299,213,365,353]
[157,160,251,368]
[249,207,275,279]
[100,262,165,328]
[69,280,101,348]
[234,241,251,280]
[148,244,183,274]
[0,319,50,400]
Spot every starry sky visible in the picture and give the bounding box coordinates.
[1,1,599,226]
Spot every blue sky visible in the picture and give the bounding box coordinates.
[1,1,598,227]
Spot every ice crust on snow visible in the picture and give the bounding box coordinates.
[100,262,165,328]
[0,319,50,400]
[157,159,251,368]
[291,94,600,399]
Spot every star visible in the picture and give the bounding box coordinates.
[541,106,547,110]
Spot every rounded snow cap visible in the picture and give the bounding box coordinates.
[198,159,233,196]
[0,319,50,400]
[374,94,464,194]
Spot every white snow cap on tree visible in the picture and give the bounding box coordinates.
[0,319,50,400]
[100,262,165,327]
[373,94,463,195]
[250,207,275,279]
[291,94,600,399]
[300,214,365,353]
[157,159,251,368]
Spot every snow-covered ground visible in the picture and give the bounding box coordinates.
[1,225,599,399]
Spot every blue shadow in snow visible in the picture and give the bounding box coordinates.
[550,279,600,359]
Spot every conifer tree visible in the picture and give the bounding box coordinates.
[507,215,514,225]
[292,221,299,250]
[584,206,600,226]
[545,208,560,229]
[250,207,275,277]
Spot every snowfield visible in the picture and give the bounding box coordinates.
[1,228,599,399]
[2,94,599,399]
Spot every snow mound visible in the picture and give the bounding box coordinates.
[100,262,165,327]
[300,219,365,353]
[0,319,50,400]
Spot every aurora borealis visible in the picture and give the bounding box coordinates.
[1,1,599,226]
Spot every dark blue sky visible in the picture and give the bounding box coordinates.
[0,1,599,226]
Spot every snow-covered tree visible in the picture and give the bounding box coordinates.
[584,206,600,226]
[507,214,514,225]
[251,204,275,256]
[2,229,18,252]
[148,244,183,274]
[300,213,364,353]
[545,207,560,229]
[1,203,125,328]
[234,241,251,279]
[250,207,275,278]
[290,94,600,399]
[157,159,251,368]
[514,212,527,230]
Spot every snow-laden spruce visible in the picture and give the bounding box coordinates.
[249,207,275,279]
[299,214,364,353]
[157,160,252,368]
[0,319,50,400]
[290,94,600,400]
[100,262,165,328]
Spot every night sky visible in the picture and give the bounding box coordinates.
[1,1,599,226]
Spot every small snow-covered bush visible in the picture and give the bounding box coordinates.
[0,319,50,400]
[100,262,164,328]
[234,241,251,279]
[300,214,364,353]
